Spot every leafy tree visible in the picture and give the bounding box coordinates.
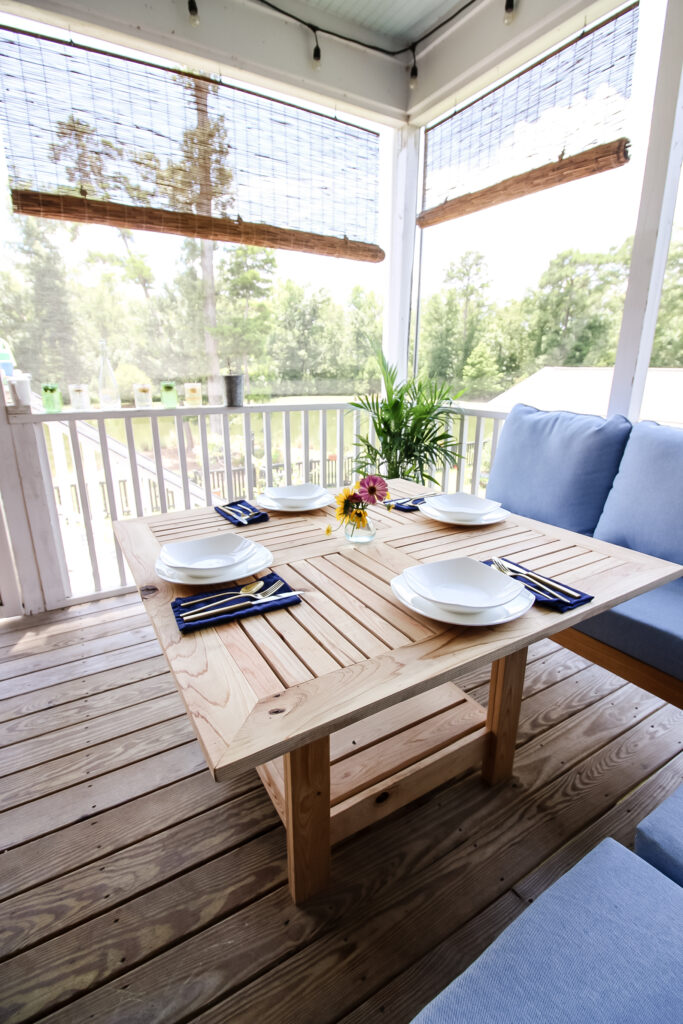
[420,252,492,387]
[525,248,626,366]
[7,218,86,389]
[49,115,126,199]
[651,240,683,366]
[268,281,346,391]
[462,340,502,398]
[215,245,276,379]
[419,289,461,383]
[343,286,383,387]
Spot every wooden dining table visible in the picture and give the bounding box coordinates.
[115,481,682,903]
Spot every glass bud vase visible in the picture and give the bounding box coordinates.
[344,518,376,545]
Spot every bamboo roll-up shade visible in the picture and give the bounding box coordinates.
[0,26,383,262]
[422,4,638,225]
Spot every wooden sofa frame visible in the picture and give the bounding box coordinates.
[554,628,682,710]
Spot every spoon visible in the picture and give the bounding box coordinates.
[177,579,265,608]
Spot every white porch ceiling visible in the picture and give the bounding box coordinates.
[265,0,465,49]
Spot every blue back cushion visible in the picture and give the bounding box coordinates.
[486,404,632,535]
[594,420,683,563]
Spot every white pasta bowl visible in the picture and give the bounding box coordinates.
[425,492,501,521]
[160,532,256,572]
[402,556,524,612]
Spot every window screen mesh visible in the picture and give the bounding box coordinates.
[0,26,380,250]
[423,4,639,213]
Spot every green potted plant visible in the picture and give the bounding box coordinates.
[350,346,462,485]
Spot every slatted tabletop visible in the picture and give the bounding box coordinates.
[115,482,680,775]
[115,481,681,901]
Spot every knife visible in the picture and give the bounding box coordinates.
[181,590,305,621]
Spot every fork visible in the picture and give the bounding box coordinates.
[180,580,284,618]
[491,557,571,603]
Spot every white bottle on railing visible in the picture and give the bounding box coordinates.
[98,339,121,409]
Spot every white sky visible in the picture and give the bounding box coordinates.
[0,0,669,307]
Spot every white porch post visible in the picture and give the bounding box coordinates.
[382,124,421,383]
[0,388,71,614]
[0,491,22,618]
[608,0,683,420]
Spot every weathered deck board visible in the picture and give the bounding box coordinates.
[0,593,680,1024]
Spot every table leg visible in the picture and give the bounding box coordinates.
[284,735,330,903]
[482,647,528,785]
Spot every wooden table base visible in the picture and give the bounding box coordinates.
[257,651,527,903]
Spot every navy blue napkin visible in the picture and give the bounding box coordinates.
[214,500,269,526]
[390,496,426,512]
[171,570,301,634]
[482,557,593,613]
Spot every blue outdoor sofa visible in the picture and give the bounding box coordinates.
[485,403,683,709]
[411,785,683,1023]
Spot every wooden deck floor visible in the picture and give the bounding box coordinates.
[0,592,681,1024]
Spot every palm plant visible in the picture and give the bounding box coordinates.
[350,347,462,485]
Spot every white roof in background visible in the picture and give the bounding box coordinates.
[475,367,683,425]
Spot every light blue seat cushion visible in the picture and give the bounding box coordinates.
[635,785,683,887]
[575,576,683,681]
[486,404,631,535]
[580,421,683,679]
[411,839,683,1024]
[593,420,683,563]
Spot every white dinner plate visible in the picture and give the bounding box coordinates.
[160,532,255,571]
[255,491,334,513]
[419,503,510,527]
[402,556,524,612]
[263,483,328,506]
[426,493,501,519]
[155,544,273,585]
[390,573,534,626]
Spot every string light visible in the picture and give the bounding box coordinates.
[504,0,517,25]
[188,0,200,28]
[254,0,481,87]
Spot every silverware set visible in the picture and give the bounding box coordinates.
[220,501,262,525]
[490,556,581,603]
[179,579,305,622]
[381,494,429,506]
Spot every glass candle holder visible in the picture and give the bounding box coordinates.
[184,382,203,406]
[160,380,178,408]
[68,384,91,411]
[133,382,154,409]
[42,383,63,413]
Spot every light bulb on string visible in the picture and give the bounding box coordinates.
[409,46,418,90]
[188,0,200,27]
[311,27,322,70]
[504,0,516,25]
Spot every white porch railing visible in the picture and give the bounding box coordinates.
[0,387,507,613]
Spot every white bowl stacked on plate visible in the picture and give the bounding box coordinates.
[391,556,534,625]
[420,492,509,526]
[256,483,333,512]
[155,532,273,585]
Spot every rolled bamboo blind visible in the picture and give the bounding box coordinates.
[421,4,639,226]
[0,26,384,262]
